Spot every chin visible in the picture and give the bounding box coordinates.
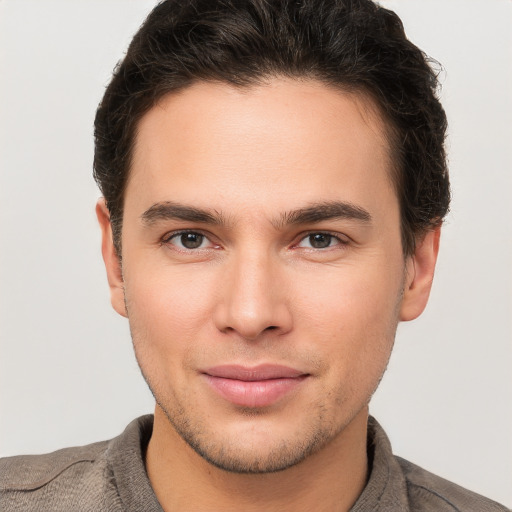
[156,393,358,475]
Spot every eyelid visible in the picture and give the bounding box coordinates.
[160,229,350,250]
[161,229,219,249]
[293,230,351,248]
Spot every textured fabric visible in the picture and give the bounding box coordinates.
[0,416,161,512]
[0,415,509,511]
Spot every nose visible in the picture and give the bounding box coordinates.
[213,249,293,341]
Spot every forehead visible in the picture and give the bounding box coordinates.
[126,78,396,220]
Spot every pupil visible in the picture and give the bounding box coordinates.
[181,233,203,249]
[310,234,331,248]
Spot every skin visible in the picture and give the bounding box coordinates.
[97,78,440,511]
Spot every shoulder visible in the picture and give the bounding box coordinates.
[0,416,155,512]
[0,440,121,511]
[397,456,510,512]
[0,440,107,491]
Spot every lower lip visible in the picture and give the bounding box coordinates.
[203,375,307,408]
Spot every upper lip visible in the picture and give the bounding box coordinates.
[203,364,307,381]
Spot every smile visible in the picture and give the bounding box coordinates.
[202,364,309,408]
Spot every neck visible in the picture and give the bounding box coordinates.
[146,406,369,512]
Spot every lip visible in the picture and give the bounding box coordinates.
[202,364,309,408]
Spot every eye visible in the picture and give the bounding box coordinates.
[296,232,346,249]
[164,231,212,250]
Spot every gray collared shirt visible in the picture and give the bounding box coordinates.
[0,415,509,511]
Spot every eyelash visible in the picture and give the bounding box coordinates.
[295,231,350,250]
[161,230,350,251]
[161,230,217,250]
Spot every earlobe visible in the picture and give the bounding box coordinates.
[400,226,441,322]
[95,199,127,318]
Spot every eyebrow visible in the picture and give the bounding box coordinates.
[140,200,371,228]
[276,201,372,228]
[141,201,225,225]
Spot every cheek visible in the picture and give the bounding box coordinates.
[123,264,218,358]
[293,260,403,383]
[296,258,403,330]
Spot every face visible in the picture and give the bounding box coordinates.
[98,78,438,473]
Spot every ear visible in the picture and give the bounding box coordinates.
[400,226,441,322]
[96,198,127,318]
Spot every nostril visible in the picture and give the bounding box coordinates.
[265,326,278,331]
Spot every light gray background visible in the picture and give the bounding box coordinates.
[1,0,511,507]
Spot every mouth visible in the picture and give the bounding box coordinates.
[201,364,309,408]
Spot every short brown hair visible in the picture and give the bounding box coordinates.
[94,0,450,256]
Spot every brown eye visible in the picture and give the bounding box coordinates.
[308,233,332,248]
[297,233,338,249]
[166,232,208,250]
[180,233,204,249]
[296,232,348,250]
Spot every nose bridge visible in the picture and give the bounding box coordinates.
[214,244,291,339]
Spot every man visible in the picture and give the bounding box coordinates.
[0,0,509,510]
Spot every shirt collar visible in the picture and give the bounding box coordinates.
[107,415,163,512]
[350,416,410,511]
